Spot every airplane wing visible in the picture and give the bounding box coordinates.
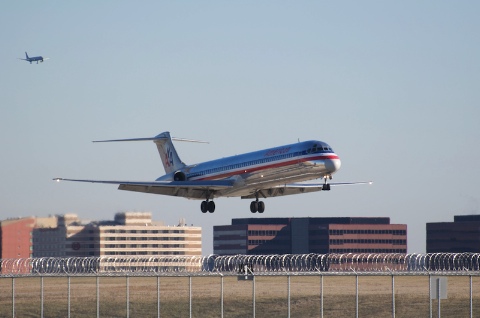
[53,178,234,199]
[240,181,373,199]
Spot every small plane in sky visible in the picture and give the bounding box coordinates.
[19,52,49,64]
[54,132,371,213]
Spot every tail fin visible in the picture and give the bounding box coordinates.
[25,52,29,59]
[153,132,186,174]
[92,131,208,175]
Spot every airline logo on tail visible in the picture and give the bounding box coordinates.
[164,147,174,167]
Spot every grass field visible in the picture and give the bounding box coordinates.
[1,275,479,317]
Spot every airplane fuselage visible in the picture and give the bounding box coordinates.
[27,56,44,63]
[156,140,341,198]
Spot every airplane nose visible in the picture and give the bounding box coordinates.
[325,158,341,173]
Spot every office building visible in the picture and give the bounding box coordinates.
[214,217,407,255]
[33,212,202,257]
[0,217,36,259]
[427,214,480,253]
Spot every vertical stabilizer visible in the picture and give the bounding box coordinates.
[153,132,186,174]
[92,131,207,175]
[25,52,29,59]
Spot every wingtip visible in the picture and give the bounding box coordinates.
[53,178,63,182]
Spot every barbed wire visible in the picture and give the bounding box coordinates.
[1,253,479,277]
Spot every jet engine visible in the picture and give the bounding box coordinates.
[173,171,187,181]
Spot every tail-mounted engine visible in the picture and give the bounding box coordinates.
[173,171,187,181]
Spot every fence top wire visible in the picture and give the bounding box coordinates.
[1,253,480,277]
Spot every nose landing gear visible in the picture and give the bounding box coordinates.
[322,175,332,191]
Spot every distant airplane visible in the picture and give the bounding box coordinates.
[54,132,372,213]
[19,52,49,64]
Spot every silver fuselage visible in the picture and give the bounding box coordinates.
[156,140,341,198]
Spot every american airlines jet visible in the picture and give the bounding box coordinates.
[19,52,49,64]
[54,132,371,213]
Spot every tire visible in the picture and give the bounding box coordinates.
[258,201,265,213]
[201,201,208,213]
[208,201,216,213]
[250,201,258,213]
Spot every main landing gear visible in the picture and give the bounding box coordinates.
[200,200,215,213]
[200,192,215,213]
[250,200,265,213]
[250,191,265,213]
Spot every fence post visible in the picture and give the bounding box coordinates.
[12,277,15,318]
[429,275,432,318]
[470,275,473,318]
[253,275,256,318]
[391,274,395,318]
[189,276,192,318]
[157,276,160,318]
[41,276,44,318]
[355,274,359,318]
[320,275,324,318]
[437,278,441,318]
[68,276,71,318]
[221,275,224,318]
[287,275,291,318]
[96,276,100,318]
[126,275,130,318]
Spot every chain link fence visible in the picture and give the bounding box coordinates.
[1,253,480,317]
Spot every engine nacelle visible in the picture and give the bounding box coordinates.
[173,171,187,181]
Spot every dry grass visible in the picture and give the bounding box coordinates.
[0,275,479,317]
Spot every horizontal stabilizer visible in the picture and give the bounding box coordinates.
[93,135,208,144]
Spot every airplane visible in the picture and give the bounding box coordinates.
[19,52,49,64]
[54,131,372,213]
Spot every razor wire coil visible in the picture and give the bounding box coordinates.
[1,253,479,277]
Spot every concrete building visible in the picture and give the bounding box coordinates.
[214,217,407,255]
[33,212,202,258]
[427,214,480,253]
[0,217,36,259]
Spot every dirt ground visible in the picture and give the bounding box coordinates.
[0,275,479,317]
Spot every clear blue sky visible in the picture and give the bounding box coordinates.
[1,2,479,255]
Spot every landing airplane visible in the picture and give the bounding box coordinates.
[54,132,371,213]
[19,52,49,64]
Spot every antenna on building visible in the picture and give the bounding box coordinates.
[178,218,186,227]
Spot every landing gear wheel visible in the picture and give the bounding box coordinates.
[208,201,215,213]
[258,201,265,213]
[250,201,258,213]
[322,184,331,191]
[201,201,208,213]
